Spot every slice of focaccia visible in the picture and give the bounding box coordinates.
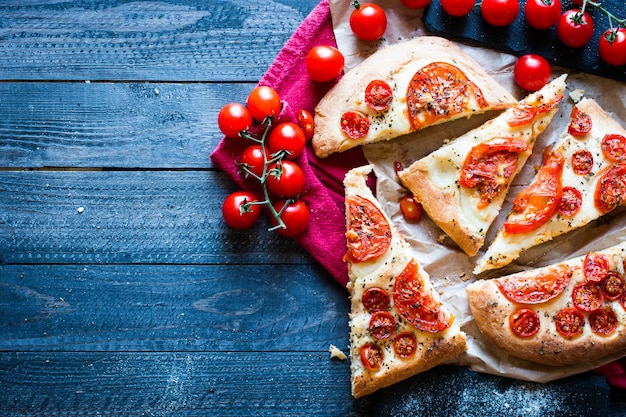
[312,36,516,158]
[344,165,467,398]
[475,97,626,274]
[467,242,626,366]
[398,75,567,257]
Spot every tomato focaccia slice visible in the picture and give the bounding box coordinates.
[467,241,626,366]
[312,36,516,158]
[398,75,567,257]
[344,165,467,399]
[474,97,626,274]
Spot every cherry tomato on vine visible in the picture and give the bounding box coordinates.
[268,122,306,160]
[440,0,476,17]
[481,0,520,27]
[524,0,561,30]
[222,191,261,230]
[350,2,387,42]
[557,9,594,48]
[266,160,305,199]
[239,145,267,179]
[306,45,345,83]
[247,86,281,122]
[599,28,626,67]
[514,54,552,92]
[217,103,252,138]
[271,199,310,237]
[296,109,315,142]
[401,0,431,8]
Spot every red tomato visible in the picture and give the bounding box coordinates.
[557,186,582,217]
[296,109,314,142]
[601,134,626,163]
[305,45,345,83]
[221,191,261,230]
[571,149,593,175]
[583,252,610,283]
[267,122,306,160]
[346,195,392,262]
[601,272,625,301]
[350,2,387,42]
[599,28,626,66]
[271,199,310,237]
[524,0,561,30]
[513,54,551,92]
[595,163,626,214]
[340,110,370,139]
[265,160,305,199]
[496,264,572,304]
[481,0,520,26]
[362,287,391,312]
[440,0,476,16]
[239,145,267,179]
[401,0,431,8]
[568,106,592,137]
[509,308,540,338]
[360,343,383,370]
[393,333,417,359]
[557,9,594,48]
[217,102,252,138]
[247,86,281,122]
[572,282,604,312]
[554,307,585,339]
[399,195,423,222]
[589,308,618,336]
[365,80,393,111]
[368,311,396,340]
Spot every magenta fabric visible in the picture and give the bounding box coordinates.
[210,0,367,287]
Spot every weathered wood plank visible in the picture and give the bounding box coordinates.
[0,264,348,351]
[0,351,372,416]
[0,170,316,265]
[0,0,320,82]
[0,82,248,169]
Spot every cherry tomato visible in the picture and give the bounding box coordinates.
[221,191,261,230]
[601,134,626,163]
[595,163,626,214]
[360,343,383,370]
[217,102,252,138]
[368,311,396,340]
[305,45,344,83]
[557,186,583,217]
[401,0,431,8]
[509,308,540,338]
[346,195,392,262]
[589,307,618,336]
[365,80,393,111]
[247,86,281,122]
[599,28,626,67]
[265,160,305,199]
[239,145,267,179]
[524,0,561,30]
[601,272,625,301]
[557,9,594,48]
[340,110,370,140]
[513,54,551,92]
[572,282,604,312]
[496,264,572,304]
[393,333,417,359]
[362,287,391,312]
[583,252,610,283]
[481,0,520,27]
[271,199,310,237]
[350,2,387,42]
[440,0,476,16]
[568,106,592,137]
[267,122,306,160]
[296,109,314,142]
[554,307,585,339]
[571,149,593,175]
[400,195,423,222]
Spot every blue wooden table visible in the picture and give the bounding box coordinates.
[0,1,624,415]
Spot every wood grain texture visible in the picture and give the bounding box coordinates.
[0,0,321,82]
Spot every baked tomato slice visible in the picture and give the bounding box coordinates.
[496,264,572,304]
[509,308,540,338]
[554,307,585,339]
[507,93,563,127]
[346,195,392,262]
[459,137,528,208]
[406,62,488,130]
[568,106,592,137]
[572,282,604,312]
[583,252,610,283]
[589,307,618,336]
[393,332,417,359]
[360,343,384,371]
[595,163,626,214]
[368,311,396,340]
[365,80,393,111]
[503,148,564,234]
[392,259,452,333]
[361,287,390,312]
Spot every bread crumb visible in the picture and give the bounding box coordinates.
[329,344,347,360]
[77,207,84,214]
[569,89,585,103]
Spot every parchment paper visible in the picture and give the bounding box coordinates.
[329,0,626,383]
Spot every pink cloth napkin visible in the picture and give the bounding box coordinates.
[210,0,367,287]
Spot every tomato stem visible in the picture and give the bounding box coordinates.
[350,0,361,10]
[580,0,626,28]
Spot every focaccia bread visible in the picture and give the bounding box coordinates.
[467,242,626,366]
[398,75,566,257]
[475,97,626,274]
[312,36,517,158]
[344,165,467,398]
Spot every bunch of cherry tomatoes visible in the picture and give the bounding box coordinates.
[218,86,315,237]
[348,0,625,69]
